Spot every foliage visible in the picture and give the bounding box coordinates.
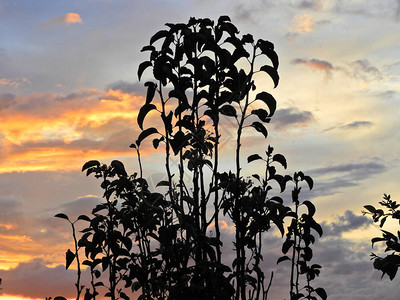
[364,194,400,280]
[55,16,326,300]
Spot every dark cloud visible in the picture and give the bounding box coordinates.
[340,121,373,130]
[310,161,386,177]
[55,90,100,102]
[0,259,76,298]
[0,93,15,110]
[349,59,383,82]
[106,80,145,96]
[291,58,334,76]
[322,120,374,133]
[374,90,398,99]
[333,0,400,21]
[272,107,314,130]
[305,161,387,197]
[397,0,400,21]
[322,210,373,237]
[57,195,102,220]
[295,0,323,10]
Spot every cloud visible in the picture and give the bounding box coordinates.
[0,89,145,173]
[322,210,373,237]
[0,93,15,110]
[43,12,83,27]
[0,78,31,88]
[340,121,373,130]
[291,58,334,76]
[291,0,323,10]
[272,107,315,130]
[289,14,316,33]
[106,80,144,95]
[397,0,400,21]
[285,13,330,41]
[374,90,398,99]
[333,0,400,21]
[307,161,387,197]
[349,59,383,82]
[310,161,386,178]
[292,58,383,83]
[323,120,374,133]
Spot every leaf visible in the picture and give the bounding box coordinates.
[364,205,376,213]
[251,121,268,138]
[247,154,263,163]
[150,30,170,45]
[277,255,290,264]
[218,15,231,24]
[156,180,170,187]
[219,104,237,117]
[170,130,187,155]
[65,249,75,270]
[77,215,91,222]
[272,154,287,169]
[111,160,128,177]
[304,175,314,190]
[255,92,276,116]
[311,220,323,237]
[144,81,156,104]
[282,239,294,254]
[120,292,130,300]
[371,237,386,248]
[82,160,100,172]
[136,127,159,147]
[303,200,316,217]
[54,213,69,221]
[380,216,387,228]
[138,61,152,81]
[260,65,280,88]
[257,39,279,69]
[252,109,271,122]
[153,138,161,149]
[315,288,327,300]
[137,104,157,130]
[141,45,155,52]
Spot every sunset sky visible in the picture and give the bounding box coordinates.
[1,0,400,299]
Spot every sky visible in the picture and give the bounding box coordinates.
[0,0,400,299]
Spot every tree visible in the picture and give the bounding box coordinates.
[56,16,326,300]
[364,194,400,280]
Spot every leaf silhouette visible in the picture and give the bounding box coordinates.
[82,160,100,172]
[138,104,157,130]
[138,61,152,81]
[150,30,170,45]
[55,213,69,221]
[247,154,263,163]
[272,154,287,169]
[145,81,156,104]
[66,249,75,270]
[260,65,279,88]
[251,121,268,138]
[136,127,159,147]
[255,92,276,116]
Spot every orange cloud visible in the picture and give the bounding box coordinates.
[0,78,31,88]
[289,14,315,33]
[0,89,145,173]
[64,12,83,24]
[41,12,83,27]
[291,58,333,77]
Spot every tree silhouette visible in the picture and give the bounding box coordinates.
[364,194,400,280]
[55,16,326,300]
